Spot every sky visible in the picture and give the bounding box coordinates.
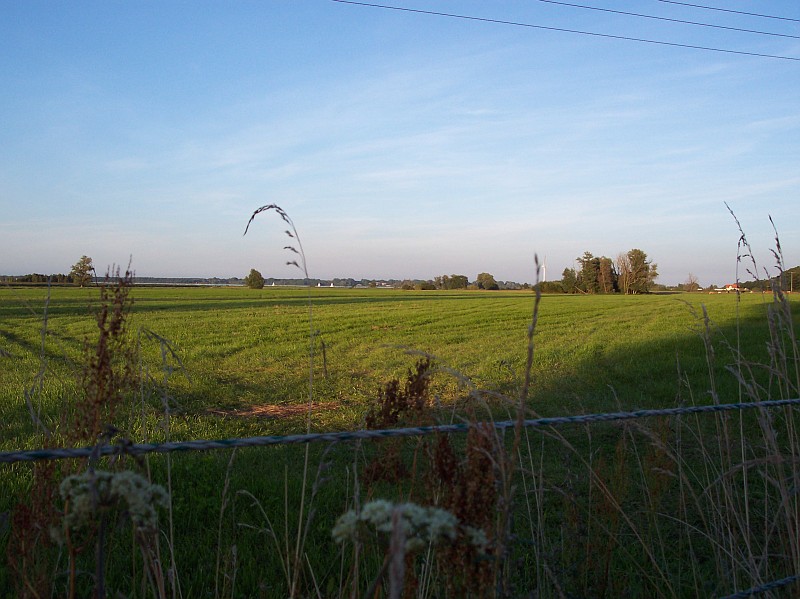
[1,1,798,286]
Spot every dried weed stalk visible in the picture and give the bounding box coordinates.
[362,358,434,485]
[6,269,145,598]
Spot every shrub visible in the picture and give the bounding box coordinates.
[244,268,265,289]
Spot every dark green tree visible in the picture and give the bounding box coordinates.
[244,268,265,289]
[475,272,499,290]
[627,249,658,294]
[576,252,600,293]
[598,256,617,293]
[447,274,469,289]
[539,280,565,293]
[561,268,578,293]
[435,274,468,289]
[70,255,94,287]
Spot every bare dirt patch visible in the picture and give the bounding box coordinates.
[208,402,339,419]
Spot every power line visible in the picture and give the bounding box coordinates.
[656,0,800,24]
[331,0,800,62]
[534,0,799,39]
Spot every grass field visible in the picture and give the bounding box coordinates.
[1,284,799,597]
[0,285,782,440]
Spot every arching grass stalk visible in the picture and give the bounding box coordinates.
[245,205,313,428]
[244,204,316,597]
[726,203,757,578]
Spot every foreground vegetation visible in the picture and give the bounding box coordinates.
[1,279,799,597]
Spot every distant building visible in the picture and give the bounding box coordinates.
[711,283,747,294]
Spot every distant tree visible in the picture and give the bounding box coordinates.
[574,253,617,293]
[561,268,578,294]
[447,274,469,289]
[616,252,632,295]
[627,249,658,294]
[684,273,700,292]
[244,268,265,289]
[576,252,600,293]
[475,272,499,290]
[416,280,436,290]
[598,256,617,293]
[435,274,468,289]
[70,255,94,287]
[540,280,565,294]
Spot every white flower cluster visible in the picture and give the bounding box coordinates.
[332,499,488,553]
[58,470,169,534]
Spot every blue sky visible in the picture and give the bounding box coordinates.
[1,1,798,286]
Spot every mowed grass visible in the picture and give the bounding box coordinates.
[1,285,790,445]
[1,284,798,596]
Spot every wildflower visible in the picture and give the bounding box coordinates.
[58,470,168,538]
[463,526,489,552]
[361,499,394,532]
[331,509,359,544]
[332,499,471,553]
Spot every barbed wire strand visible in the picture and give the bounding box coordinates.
[4,397,800,597]
[3,397,800,465]
[720,573,800,599]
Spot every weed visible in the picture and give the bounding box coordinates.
[4,269,177,599]
[70,268,137,443]
[362,358,433,486]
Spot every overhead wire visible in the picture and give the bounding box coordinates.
[655,0,800,23]
[533,0,799,39]
[331,0,800,62]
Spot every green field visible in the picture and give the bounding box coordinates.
[1,284,799,597]
[1,286,784,440]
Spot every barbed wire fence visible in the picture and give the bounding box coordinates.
[3,397,800,464]
[3,396,800,598]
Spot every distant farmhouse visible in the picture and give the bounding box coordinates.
[711,283,749,294]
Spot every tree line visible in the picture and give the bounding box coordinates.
[244,251,660,293]
[10,252,798,295]
[242,269,528,290]
[558,248,658,294]
[2,256,96,287]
